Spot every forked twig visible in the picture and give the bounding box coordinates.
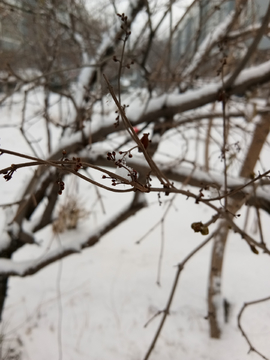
[238,296,270,360]
[103,74,173,189]
[0,147,145,193]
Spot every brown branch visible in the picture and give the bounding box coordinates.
[183,1,246,79]
[0,194,146,277]
[20,88,40,158]
[0,148,150,193]
[227,23,270,42]
[238,296,270,360]
[139,0,171,70]
[222,213,270,255]
[82,154,270,214]
[225,0,270,91]
[143,231,217,360]
[156,217,164,286]
[222,93,228,210]
[103,74,173,188]
[252,183,265,246]
[133,64,270,127]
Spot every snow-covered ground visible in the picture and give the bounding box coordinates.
[3,194,270,360]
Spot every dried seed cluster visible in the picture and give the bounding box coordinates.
[105,150,138,186]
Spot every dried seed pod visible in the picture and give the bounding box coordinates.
[138,133,150,153]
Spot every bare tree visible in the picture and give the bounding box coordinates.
[1,0,270,358]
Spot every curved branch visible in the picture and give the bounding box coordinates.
[143,231,217,360]
[83,155,270,214]
[238,296,270,360]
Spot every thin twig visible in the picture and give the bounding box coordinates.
[156,218,165,286]
[103,74,173,188]
[56,235,63,360]
[222,94,228,210]
[252,182,265,245]
[20,88,40,158]
[143,231,217,360]
[225,0,270,91]
[0,149,143,192]
[84,168,106,215]
[144,310,163,328]
[203,169,270,202]
[136,195,176,245]
[44,89,52,154]
[238,296,270,360]
[1,149,269,255]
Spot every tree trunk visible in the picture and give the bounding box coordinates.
[208,114,270,338]
[0,275,8,322]
[0,249,13,322]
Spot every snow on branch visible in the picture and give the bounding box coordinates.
[129,59,270,125]
[70,0,146,123]
[0,195,146,277]
[227,23,270,41]
[182,10,235,78]
[48,58,270,164]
